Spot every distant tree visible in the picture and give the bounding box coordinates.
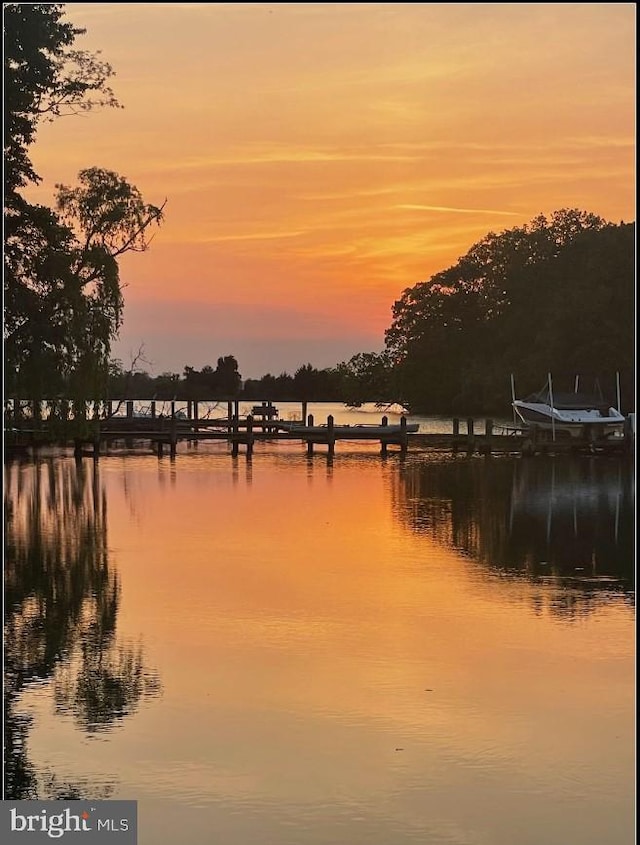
[214,355,241,396]
[154,372,181,399]
[335,352,394,406]
[179,358,241,398]
[182,365,216,398]
[273,372,295,398]
[292,364,335,400]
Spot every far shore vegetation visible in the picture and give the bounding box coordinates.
[5,6,635,420]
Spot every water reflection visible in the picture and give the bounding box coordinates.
[392,455,634,614]
[3,451,633,844]
[4,456,161,799]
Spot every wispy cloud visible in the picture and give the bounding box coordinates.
[394,204,520,216]
[143,149,417,172]
[199,230,305,243]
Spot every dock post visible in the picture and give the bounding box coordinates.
[233,399,240,420]
[327,414,335,458]
[191,400,199,443]
[92,420,100,460]
[623,415,633,453]
[150,400,156,419]
[452,418,460,453]
[400,415,408,454]
[482,418,493,455]
[380,415,388,456]
[246,415,254,458]
[306,414,314,456]
[302,401,308,426]
[522,425,538,457]
[126,400,134,420]
[467,417,475,452]
[74,438,83,461]
[170,417,177,457]
[231,414,239,457]
[157,439,164,457]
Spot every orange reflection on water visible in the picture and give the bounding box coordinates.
[9,451,635,845]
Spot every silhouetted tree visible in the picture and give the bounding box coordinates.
[4,4,164,403]
[335,352,394,406]
[386,210,634,413]
[214,355,241,396]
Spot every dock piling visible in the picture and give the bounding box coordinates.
[327,415,335,458]
[380,415,388,456]
[481,418,494,454]
[306,414,314,456]
[231,414,239,457]
[246,415,254,458]
[467,417,475,452]
[400,416,408,454]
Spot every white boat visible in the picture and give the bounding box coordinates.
[512,375,625,440]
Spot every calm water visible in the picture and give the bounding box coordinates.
[4,433,635,845]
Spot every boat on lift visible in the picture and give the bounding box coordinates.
[511,373,626,440]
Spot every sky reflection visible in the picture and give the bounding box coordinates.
[4,451,634,844]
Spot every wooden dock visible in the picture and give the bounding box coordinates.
[4,400,634,460]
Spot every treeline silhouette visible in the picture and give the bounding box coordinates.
[108,358,377,404]
[108,211,634,414]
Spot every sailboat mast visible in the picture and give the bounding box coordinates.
[548,372,556,442]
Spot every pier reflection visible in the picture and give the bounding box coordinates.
[392,455,634,614]
[4,457,161,799]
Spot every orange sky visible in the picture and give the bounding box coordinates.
[25,3,636,378]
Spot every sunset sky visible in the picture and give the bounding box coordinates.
[25,3,635,378]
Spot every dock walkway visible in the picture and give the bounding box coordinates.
[4,398,633,459]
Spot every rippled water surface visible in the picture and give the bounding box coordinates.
[4,437,635,845]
